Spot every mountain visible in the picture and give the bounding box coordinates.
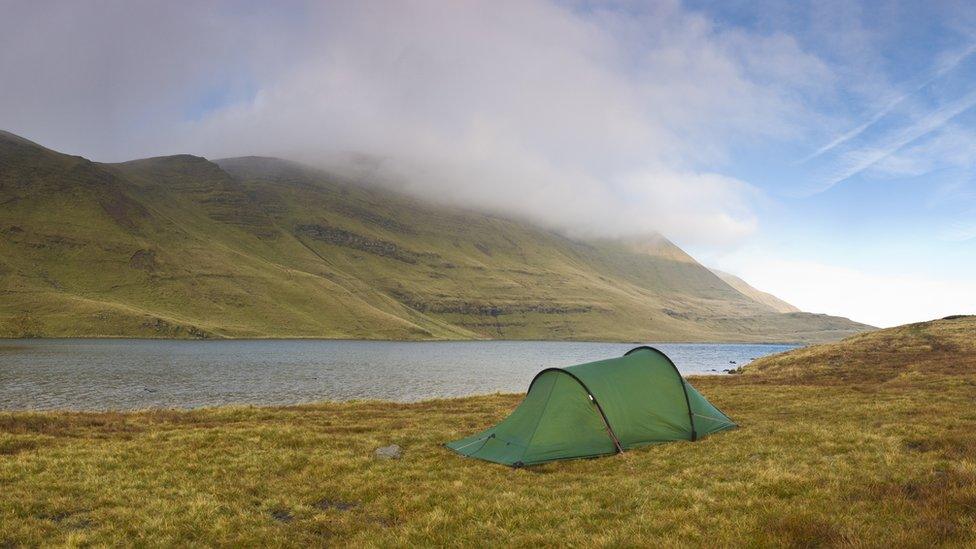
[743,315,976,384]
[0,131,872,341]
[711,269,800,313]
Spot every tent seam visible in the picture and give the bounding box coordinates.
[518,372,559,465]
[524,368,624,454]
[624,346,698,441]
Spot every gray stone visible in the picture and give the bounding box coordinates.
[374,444,402,460]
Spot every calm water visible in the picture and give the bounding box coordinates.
[0,339,796,411]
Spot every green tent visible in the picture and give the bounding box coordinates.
[446,346,736,466]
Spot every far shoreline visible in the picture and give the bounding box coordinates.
[0,335,815,346]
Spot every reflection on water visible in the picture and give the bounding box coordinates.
[0,339,796,410]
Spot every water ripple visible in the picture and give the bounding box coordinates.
[0,339,796,411]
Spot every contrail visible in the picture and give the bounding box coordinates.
[806,87,976,195]
[800,42,976,164]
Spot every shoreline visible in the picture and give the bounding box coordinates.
[1,340,772,412]
[0,371,737,415]
[0,336,812,346]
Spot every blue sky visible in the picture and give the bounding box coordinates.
[1,0,974,327]
[681,0,976,326]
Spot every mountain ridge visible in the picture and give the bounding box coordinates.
[711,269,801,314]
[0,130,872,342]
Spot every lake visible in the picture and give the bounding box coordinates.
[0,339,797,411]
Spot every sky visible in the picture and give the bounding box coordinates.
[1,0,975,328]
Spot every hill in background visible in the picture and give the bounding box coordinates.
[743,315,976,384]
[0,130,871,341]
[710,269,800,314]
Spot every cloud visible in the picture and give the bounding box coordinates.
[0,0,832,246]
[0,1,257,158]
[792,29,976,196]
[801,42,976,164]
[802,87,976,194]
[714,255,976,328]
[927,175,976,242]
[941,220,976,241]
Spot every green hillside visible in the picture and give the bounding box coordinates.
[711,269,800,313]
[0,131,871,341]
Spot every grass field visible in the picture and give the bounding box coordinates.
[2,317,974,546]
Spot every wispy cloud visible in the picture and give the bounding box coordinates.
[929,178,976,242]
[800,42,976,165]
[808,88,976,193]
[942,219,976,241]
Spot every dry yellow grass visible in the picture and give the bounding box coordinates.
[745,315,976,385]
[3,366,976,546]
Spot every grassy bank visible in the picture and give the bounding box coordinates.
[3,365,975,546]
[3,318,974,545]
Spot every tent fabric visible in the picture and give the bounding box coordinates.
[445,346,736,466]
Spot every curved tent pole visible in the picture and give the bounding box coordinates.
[624,346,698,442]
[527,368,624,454]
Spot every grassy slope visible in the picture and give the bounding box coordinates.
[3,318,976,545]
[0,131,870,342]
[712,268,800,313]
[744,315,976,384]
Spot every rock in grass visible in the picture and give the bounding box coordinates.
[374,444,402,460]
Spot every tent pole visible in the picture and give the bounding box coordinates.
[624,346,698,442]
